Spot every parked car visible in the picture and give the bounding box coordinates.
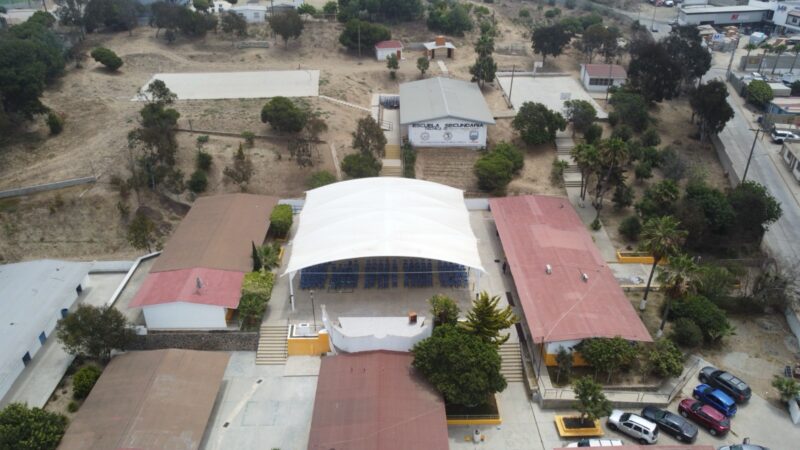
[770,129,799,144]
[607,410,659,444]
[664,0,674,6]
[641,406,698,442]
[678,398,731,436]
[693,384,738,417]
[718,438,770,450]
[699,366,752,403]
[565,438,625,447]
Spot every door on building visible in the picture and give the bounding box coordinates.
[22,352,31,366]
[76,284,82,294]
[396,49,401,59]
[39,331,47,345]
[61,308,69,318]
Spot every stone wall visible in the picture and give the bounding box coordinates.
[129,331,259,351]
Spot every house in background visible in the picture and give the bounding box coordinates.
[129,194,278,330]
[0,260,91,404]
[780,142,800,183]
[231,5,268,23]
[374,40,403,61]
[424,35,455,59]
[580,63,627,92]
[399,77,495,148]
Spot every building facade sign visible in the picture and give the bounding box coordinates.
[408,118,487,148]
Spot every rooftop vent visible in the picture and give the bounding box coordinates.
[581,273,589,282]
[545,264,552,275]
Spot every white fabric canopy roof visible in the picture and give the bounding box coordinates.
[283,178,485,275]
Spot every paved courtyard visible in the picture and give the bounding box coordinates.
[497,75,608,119]
[136,70,320,100]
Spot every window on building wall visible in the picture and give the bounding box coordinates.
[589,78,611,86]
[254,12,260,19]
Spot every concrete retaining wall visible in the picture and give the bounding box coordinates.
[128,331,259,351]
[0,176,96,199]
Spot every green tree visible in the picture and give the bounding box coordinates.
[690,81,734,142]
[72,365,102,399]
[570,143,599,202]
[646,339,684,378]
[462,291,518,346]
[56,0,89,37]
[352,115,387,158]
[512,102,567,146]
[297,3,317,15]
[590,138,628,219]
[187,169,208,193]
[223,145,254,187]
[412,325,507,406]
[384,52,399,77]
[628,41,682,103]
[608,89,650,132]
[474,33,494,57]
[91,47,124,71]
[261,97,308,133]
[555,348,573,384]
[619,215,642,241]
[416,56,429,77]
[563,100,597,136]
[426,2,473,36]
[579,337,639,382]
[128,80,181,190]
[269,10,304,48]
[746,79,773,108]
[252,241,263,271]
[470,55,497,88]
[0,403,68,450]
[531,23,571,65]
[474,143,523,195]
[429,294,460,326]
[84,0,140,34]
[636,180,680,219]
[269,204,293,238]
[55,304,134,362]
[579,23,609,63]
[342,153,382,178]
[670,317,703,348]
[338,19,391,54]
[573,377,612,425]
[656,253,699,337]
[728,181,782,243]
[323,1,338,15]
[307,170,337,188]
[192,0,210,12]
[772,375,800,403]
[671,295,734,343]
[220,11,247,37]
[239,270,274,330]
[127,211,157,252]
[46,112,64,135]
[0,36,54,119]
[638,216,687,311]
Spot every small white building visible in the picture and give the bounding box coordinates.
[780,142,800,183]
[399,77,495,148]
[0,260,91,404]
[580,64,627,92]
[375,40,403,61]
[231,4,268,23]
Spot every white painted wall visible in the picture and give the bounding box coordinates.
[580,66,625,93]
[327,323,432,353]
[376,47,402,61]
[407,118,488,148]
[142,302,228,330]
[679,9,766,26]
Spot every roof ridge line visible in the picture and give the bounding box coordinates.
[437,77,451,117]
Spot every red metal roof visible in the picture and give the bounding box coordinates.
[490,195,651,344]
[375,40,403,49]
[129,267,244,308]
[584,63,627,79]
[307,351,448,450]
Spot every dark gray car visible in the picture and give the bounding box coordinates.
[641,406,698,443]
[699,366,752,403]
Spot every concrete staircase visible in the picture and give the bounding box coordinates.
[256,324,288,365]
[384,144,401,159]
[556,133,582,188]
[499,341,524,382]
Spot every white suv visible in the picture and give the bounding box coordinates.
[607,409,659,444]
[771,129,800,144]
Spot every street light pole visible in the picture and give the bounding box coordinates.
[310,290,317,331]
[651,4,658,32]
[742,128,763,184]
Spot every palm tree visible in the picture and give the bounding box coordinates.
[592,138,628,221]
[638,216,687,311]
[571,143,600,203]
[656,253,699,337]
[757,43,772,74]
[772,44,788,75]
[744,43,757,61]
[789,43,800,75]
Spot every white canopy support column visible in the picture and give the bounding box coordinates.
[288,271,296,311]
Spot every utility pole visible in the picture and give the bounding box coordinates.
[357,23,361,59]
[651,4,658,33]
[605,61,613,102]
[742,128,763,184]
[310,290,317,331]
[508,64,516,109]
[727,36,741,79]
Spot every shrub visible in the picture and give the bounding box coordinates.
[239,270,275,330]
[647,339,684,378]
[260,97,307,133]
[619,216,642,241]
[611,124,633,142]
[196,135,210,146]
[670,317,703,347]
[641,128,661,147]
[402,143,417,178]
[551,158,568,186]
[474,142,523,195]
[746,79,773,108]
[493,142,523,174]
[196,150,212,171]
[241,131,256,147]
[90,47,123,71]
[660,147,686,181]
[46,111,64,135]
[67,401,79,413]
[307,170,336,189]
[429,294,460,326]
[269,204,293,238]
[72,365,102,400]
[257,242,281,270]
[670,295,734,343]
[584,123,602,144]
[612,183,634,210]
[187,170,208,193]
[341,152,381,178]
[635,161,653,181]
[0,403,68,450]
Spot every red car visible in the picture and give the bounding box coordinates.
[678,398,731,436]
